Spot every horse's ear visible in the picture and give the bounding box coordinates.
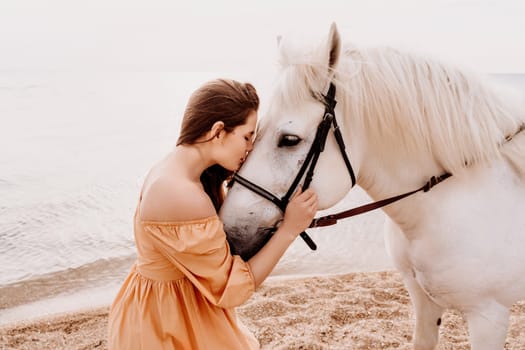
[327,22,341,70]
[276,35,282,47]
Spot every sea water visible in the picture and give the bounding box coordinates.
[1,72,523,325]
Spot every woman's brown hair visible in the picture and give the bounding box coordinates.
[176,79,259,211]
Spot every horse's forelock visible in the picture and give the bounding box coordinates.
[277,36,341,100]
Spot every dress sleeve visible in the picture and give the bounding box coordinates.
[142,217,255,308]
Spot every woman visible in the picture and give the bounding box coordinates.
[108,79,318,349]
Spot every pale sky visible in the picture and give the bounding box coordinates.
[1,0,524,73]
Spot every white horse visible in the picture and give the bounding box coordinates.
[220,23,525,349]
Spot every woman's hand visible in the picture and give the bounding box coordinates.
[247,186,318,287]
[280,187,318,236]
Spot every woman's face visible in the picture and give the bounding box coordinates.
[218,110,258,171]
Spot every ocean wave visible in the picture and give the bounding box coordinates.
[0,254,136,310]
[0,181,137,285]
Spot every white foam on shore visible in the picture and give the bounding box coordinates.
[0,282,121,326]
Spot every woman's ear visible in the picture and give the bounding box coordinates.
[210,121,225,139]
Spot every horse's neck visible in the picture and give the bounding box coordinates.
[356,147,445,224]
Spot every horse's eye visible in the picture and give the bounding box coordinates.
[278,134,302,147]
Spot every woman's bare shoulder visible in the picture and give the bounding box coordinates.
[139,175,216,223]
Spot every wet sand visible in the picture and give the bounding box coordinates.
[1,270,524,349]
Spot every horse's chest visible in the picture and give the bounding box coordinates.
[411,268,455,307]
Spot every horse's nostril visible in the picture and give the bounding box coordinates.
[248,212,254,215]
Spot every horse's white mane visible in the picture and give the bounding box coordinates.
[273,39,525,175]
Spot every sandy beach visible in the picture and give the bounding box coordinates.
[1,270,524,350]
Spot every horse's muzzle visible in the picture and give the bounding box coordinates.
[225,226,276,261]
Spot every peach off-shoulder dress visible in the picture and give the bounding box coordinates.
[107,202,259,350]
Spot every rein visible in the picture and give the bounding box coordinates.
[309,173,451,228]
[312,122,525,228]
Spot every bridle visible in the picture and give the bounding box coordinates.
[230,82,356,250]
[232,83,355,207]
[229,82,452,250]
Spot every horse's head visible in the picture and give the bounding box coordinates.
[220,24,359,260]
